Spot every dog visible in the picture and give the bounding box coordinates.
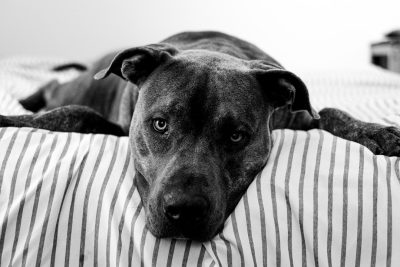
[1,31,399,241]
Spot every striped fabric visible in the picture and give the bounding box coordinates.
[297,67,400,127]
[0,58,400,266]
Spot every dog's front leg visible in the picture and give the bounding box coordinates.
[0,105,126,136]
[316,108,400,156]
[274,107,400,156]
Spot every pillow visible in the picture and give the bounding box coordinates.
[0,127,399,266]
[1,58,400,266]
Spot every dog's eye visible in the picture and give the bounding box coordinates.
[230,131,243,143]
[152,118,168,133]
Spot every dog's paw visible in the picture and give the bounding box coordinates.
[361,125,400,157]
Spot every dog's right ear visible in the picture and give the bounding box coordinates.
[94,43,178,84]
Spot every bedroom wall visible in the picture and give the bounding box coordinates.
[0,0,399,70]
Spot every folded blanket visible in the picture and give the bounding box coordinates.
[0,58,399,266]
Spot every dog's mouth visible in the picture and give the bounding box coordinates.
[146,200,224,241]
[134,169,225,241]
[144,192,225,241]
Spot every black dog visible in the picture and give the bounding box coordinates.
[1,31,399,241]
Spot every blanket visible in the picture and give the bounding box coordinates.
[0,57,399,266]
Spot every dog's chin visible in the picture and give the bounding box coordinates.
[145,208,225,242]
[135,169,226,241]
[147,222,222,242]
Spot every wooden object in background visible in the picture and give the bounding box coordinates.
[371,30,400,73]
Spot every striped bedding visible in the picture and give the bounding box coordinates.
[0,57,400,266]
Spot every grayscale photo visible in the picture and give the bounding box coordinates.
[0,0,399,266]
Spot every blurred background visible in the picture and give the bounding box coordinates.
[0,0,399,71]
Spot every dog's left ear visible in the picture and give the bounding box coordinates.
[255,68,320,119]
[94,43,178,84]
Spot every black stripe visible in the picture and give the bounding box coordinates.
[196,245,206,267]
[166,239,177,267]
[65,135,95,266]
[243,193,257,266]
[394,158,400,183]
[139,227,149,267]
[50,135,83,266]
[219,233,232,267]
[270,130,286,267]
[93,139,122,267]
[9,133,45,265]
[128,202,143,267]
[313,131,324,267]
[256,170,267,266]
[106,150,132,267]
[231,211,244,267]
[116,181,136,267]
[36,135,72,267]
[0,129,18,193]
[182,240,192,267]
[151,238,161,266]
[285,131,298,267]
[327,137,337,267]
[210,240,222,267]
[79,136,109,267]
[0,130,33,263]
[370,156,378,267]
[385,157,392,267]
[0,128,6,140]
[340,142,351,266]
[21,133,58,267]
[355,146,364,267]
[299,132,311,267]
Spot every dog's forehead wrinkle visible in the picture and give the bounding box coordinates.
[177,49,250,71]
[214,113,255,134]
[189,72,211,126]
[148,97,186,115]
[142,65,207,114]
[211,75,264,131]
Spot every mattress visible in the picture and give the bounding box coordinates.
[0,57,400,266]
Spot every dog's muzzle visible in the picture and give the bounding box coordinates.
[163,192,210,224]
[152,169,222,240]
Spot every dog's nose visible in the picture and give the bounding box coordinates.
[163,193,210,224]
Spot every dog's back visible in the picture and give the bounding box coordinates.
[22,31,282,120]
[163,31,281,65]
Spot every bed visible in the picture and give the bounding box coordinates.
[0,57,399,266]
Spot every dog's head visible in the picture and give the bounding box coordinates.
[95,43,316,241]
